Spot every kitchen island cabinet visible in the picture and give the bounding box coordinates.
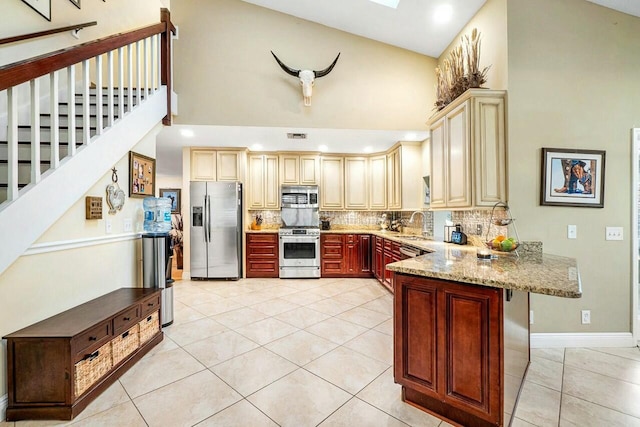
[387,246,581,426]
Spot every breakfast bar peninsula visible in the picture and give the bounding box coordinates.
[386,243,581,427]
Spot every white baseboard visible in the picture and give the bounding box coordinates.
[531,332,636,348]
[1,393,7,422]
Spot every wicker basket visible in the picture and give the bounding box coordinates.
[74,342,112,398]
[112,325,140,366]
[139,311,159,344]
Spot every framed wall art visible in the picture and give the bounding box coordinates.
[540,148,605,208]
[159,188,181,214]
[21,0,51,21]
[129,151,156,198]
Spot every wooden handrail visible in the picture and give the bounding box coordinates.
[0,8,174,124]
[0,21,97,46]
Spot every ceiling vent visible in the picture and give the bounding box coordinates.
[287,133,307,140]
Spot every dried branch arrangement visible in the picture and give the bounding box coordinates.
[434,28,490,111]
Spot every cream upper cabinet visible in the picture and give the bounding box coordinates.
[369,155,387,210]
[191,150,216,181]
[320,156,344,209]
[191,149,244,182]
[344,157,368,210]
[279,154,319,185]
[300,155,319,185]
[428,89,507,210]
[248,154,279,210]
[216,151,242,182]
[386,148,401,210]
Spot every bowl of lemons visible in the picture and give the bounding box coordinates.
[486,235,518,252]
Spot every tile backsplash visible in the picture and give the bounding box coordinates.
[247,209,434,236]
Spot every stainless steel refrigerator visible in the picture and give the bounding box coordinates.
[190,181,242,279]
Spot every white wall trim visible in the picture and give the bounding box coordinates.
[531,332,636,348]
[0,393,7,422]
[24,233,141,256]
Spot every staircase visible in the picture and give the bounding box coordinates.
[0,88,148,203]
[0,10,175,276]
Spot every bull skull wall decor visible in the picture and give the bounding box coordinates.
[271,51,340,106]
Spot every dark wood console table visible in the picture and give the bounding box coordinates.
[3,287,163,421]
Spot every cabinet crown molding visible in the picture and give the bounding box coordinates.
[427,88,507,125]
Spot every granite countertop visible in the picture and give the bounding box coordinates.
[386,242,582,298]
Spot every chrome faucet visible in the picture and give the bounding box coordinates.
[409,211,428,236]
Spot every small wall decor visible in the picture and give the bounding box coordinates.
[67,0,81,9]
[541,148,605,208]
[85,196,103,219]
[106,167,126,214]
[159,188,181,214]
[21,0,51,21]
[129,152,156,198]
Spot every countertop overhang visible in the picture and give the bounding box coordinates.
[386,241,582,298]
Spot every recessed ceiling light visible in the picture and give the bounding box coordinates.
[363,146,373,153]
[180,129,194,138]
[251,143,263,151]
[318,145,328,152]
[369,0,400,9]
[433,4,453,24]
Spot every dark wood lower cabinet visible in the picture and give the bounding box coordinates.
[3,288,163,421]
[394,273,530,427]
[246,233,279,278]
[321,233,372,278]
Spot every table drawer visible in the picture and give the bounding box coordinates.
[141,293,161,317]
[73,322,111,357]
[113,306,140,334]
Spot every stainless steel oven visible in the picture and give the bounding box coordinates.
[279,228,320,278]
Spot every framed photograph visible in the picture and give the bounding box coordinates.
[541,148,605,208]
[160,188,181,214]
[21,0,51,21]
[129,151,156,198]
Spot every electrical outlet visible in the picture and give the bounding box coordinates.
[567,224,577,239]
[581,310,591,324]
[124,218,132,232]
[105,219,112,234]
[605,227,623,241]
[530,310,534,325]
[476,224,482,235]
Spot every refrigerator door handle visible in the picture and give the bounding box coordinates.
[203,195,209,243]
[207,195,212,242]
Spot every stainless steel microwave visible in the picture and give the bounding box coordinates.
[281,185,319,208]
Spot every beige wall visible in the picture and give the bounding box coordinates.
[1,0,168,66]
[0,128,158,398]
[171,0,437,130]
[437,0,508,93]
[507,0,640,332]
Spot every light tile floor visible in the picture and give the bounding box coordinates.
[5,278,640,426]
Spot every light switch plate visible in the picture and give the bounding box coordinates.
[105,219,112,234]
[124,218,132,232]
[605,227,623,241]
[567,224,577,239]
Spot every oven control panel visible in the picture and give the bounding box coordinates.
[279,228,320,236]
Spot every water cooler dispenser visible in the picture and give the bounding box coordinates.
[142,197,174,327]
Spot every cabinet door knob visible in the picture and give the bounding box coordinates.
[148,303,154,306]
[89,336,97,341]
[124,317,130,321]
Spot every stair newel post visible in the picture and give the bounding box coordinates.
[30,78,41,184]
[81,60,91,145]
[67,65,76,156]
[127,44,134,113]
[160,7,172,125]
[136,40,142,107]
[107,50,115,128]
[49,71,60,169]
[117,47,125,120]
[7,87,19,201]
[96,54,104,136]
